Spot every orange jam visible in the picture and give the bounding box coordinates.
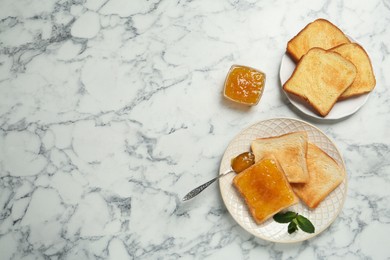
[231,152,255,173]
[233,158,297,224]
[223,65,265,105]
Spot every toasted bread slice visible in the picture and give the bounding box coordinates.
[233,156,299,224]
[251,131,309,183]
[287,18,351,62]
[291,143,345,209]
[283,48,357,117]
[330,43,376,99]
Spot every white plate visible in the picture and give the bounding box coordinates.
[279,52,370,120]
[219,118,347,243]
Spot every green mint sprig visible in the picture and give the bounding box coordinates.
[273,211,315,234]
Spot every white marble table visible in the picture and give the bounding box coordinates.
[0,0,389,259]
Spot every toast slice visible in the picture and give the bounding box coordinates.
[233,156,299,224]
[283,48,357,117]
[330,43,376,99]
[291,143,345,209]
[251,131,309,183]
[287,18,351,62]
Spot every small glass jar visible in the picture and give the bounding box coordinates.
[223,65,266,106]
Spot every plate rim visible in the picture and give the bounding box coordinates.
[279,51,371,120]
[219,117,348,243]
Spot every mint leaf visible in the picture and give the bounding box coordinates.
[296,215,315,233]
[288,221,298,234]
[274,211,316,235]
[273,211,297,223]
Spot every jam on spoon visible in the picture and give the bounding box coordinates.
[182,152,255,201]
[231,151,256,173]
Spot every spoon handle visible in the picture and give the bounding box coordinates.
[182,170,233,201]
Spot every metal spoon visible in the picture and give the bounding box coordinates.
[182,152,254,201]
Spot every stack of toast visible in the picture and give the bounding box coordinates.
[233,131,345,224]
[283,19,376,117]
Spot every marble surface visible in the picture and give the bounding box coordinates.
[0,0,389,259]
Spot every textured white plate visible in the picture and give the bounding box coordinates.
[219,118,347,243]
[279,52,370,120]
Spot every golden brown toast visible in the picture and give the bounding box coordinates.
[233,157,299,224]
[251,131,309,183]
[287,19,350,62]
[283,48,357,117]
[330,43,376,99]
[291,143,345,209]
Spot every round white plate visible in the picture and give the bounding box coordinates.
[219,118,347,243]
[279,52,370,120]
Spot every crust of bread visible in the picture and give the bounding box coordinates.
[287,18,351,62]
[283,48,357,117]
[291,143,345,209]
[330,43,376,99]
[250,131,309,183]
[233,156,299,224]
